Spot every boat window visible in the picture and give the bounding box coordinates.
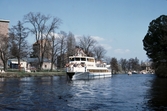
[88,69,109,72]
[70,58,74,61]
[87,58,94,62]
[81,58,86,61]
[81,62,85,67]
[75,58,80,61]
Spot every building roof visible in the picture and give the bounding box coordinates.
[8,58,51,64]
[0,19,10,23]
[8,59,26,65]
[26,57,51,63]
[8,58,26,62]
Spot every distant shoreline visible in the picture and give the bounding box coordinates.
[0,72,66,78]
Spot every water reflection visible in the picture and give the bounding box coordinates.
[0,76,71,111]
[146,77,167,110]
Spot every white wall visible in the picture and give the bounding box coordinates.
[42,62,56,70]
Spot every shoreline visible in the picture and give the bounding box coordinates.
[0,72,66,78]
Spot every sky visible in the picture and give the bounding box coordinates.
[1,0,167,61]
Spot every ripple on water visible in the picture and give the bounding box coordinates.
[0,74,167,110]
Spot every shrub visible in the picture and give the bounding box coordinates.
[155,64,167,77]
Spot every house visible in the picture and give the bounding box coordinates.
[8,59,27,69]
[31,39,57,70]
[32,39,52,60]
[26,58,57,70]
[0,19,9,36]
[8,58,56,71]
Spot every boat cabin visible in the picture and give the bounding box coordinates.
[68,56,95,67]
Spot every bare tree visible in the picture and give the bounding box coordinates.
[127,57,140,71]
[9,21,29,71]
[93,45,106,61]
[104,56,111,65]
[57,31,67,69]
[24,12,61,70]
[0,34,9,71]
[110,57,119,74]
[119,58,128,73]
[78,35,97,56]
[67,32,76,57]
[48,32,61,71]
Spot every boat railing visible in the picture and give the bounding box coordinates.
[66,65,86,72]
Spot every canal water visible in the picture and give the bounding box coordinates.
[0,74,167,111]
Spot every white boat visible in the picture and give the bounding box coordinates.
[128,71,132,75]
[66,55,112,80]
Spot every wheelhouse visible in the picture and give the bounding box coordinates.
[69,56,95,62]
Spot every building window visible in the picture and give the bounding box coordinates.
[45,65,47,68]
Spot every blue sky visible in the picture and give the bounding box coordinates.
[1,0,167,61]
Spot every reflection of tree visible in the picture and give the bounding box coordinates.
[147,77,167,110]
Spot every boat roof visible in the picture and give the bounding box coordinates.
[69,56,95,59]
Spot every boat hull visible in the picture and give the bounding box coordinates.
[71,72,112,80]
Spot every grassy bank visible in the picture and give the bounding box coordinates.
[0,71,66,78]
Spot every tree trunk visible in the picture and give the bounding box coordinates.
[50,62,53,71]
[18,57,21,72]
[39,61,43,71]
[112,69,114,74]
[2,60,7,71]
[0,52,7,71]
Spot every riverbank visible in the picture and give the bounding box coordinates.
[0,71,66,78]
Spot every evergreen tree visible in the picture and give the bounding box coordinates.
[143,15,167,77]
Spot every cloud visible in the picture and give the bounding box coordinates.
[101,44,112,50]
[74,35,82,43]
[114,49,130,54]
[53,33,60,38]
[74,35,113,51]
[91,36,104,42]
[49,32,60,38]
[74,35,82,38]
[74,35,105,42]
[74,35,106,43]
